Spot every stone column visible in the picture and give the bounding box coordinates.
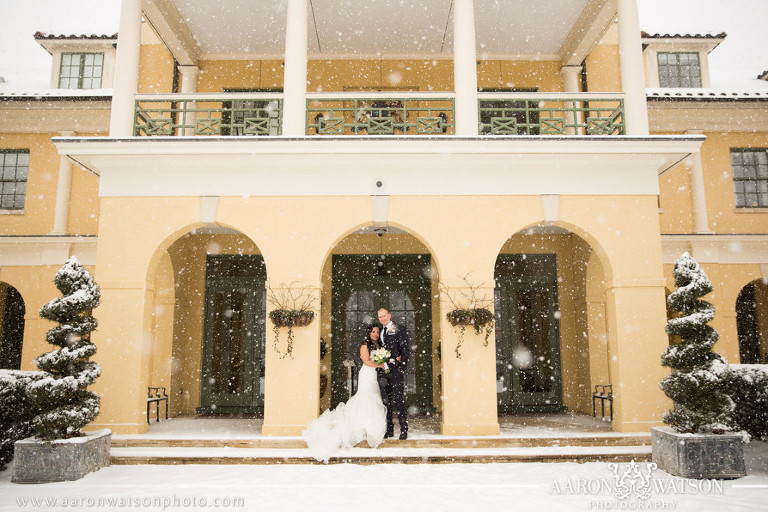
[603,282,671,432]
[453,0,479,136]
[617,0,649,135]
[261,281,321,435]
[50,131,75,234]
[282,0,308,136]
[178,65,199,136]
[683,132,712,233]
[109,0,142,137]
[560,66,582,135]
[440,281,500,435]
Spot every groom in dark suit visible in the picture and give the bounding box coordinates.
[376,307,409,440]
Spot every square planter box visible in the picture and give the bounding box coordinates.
[12,429,111,483]
[651,426,746,479]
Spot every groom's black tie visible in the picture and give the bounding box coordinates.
[382,326,388,345]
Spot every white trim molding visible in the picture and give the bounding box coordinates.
[55,135,703,198]
[662,234,768,265]
[0,236,97,266]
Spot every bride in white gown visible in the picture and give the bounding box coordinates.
[303,325,387,462]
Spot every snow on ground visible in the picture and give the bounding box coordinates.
[1,442,767,512]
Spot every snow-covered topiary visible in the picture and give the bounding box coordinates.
[661,252,732,433]
[0,370,43,470]
[26,257,101,440]
[724,365,768,439]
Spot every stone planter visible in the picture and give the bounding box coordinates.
[12,429,111,483]
[651,426,746,479]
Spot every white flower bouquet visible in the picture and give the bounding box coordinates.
[370,347,392,373]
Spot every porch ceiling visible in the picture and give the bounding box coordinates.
[152,0,611,60]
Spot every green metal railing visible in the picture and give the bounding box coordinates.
[477,93,625,136]
[132,92,625,137]
[306,93,455,135]
[134,94,283,136]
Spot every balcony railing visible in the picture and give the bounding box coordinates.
[306,92,455,135]
[134,93,283,136]
[478,93,625,136]
[131,92,625,137]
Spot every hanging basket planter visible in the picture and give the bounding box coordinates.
[269,309,314,327]
[269,310,315,359]
[446,308,494,359]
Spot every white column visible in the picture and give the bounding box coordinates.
[560,65,582,135]
[282,0,308,136]
[50,131,75,235]
[617,0,649,135]
[178,65,199,136]
[687,151,712,233]
[453,0,479,136]
[109,0,142,137]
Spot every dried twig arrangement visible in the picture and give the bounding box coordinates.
[266,282,318,359]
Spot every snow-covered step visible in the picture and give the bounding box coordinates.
[111,434,651,450]
[110,444,652,465]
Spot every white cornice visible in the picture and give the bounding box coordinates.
[0,236,97,266]
[661,234,768,264]
[54,135,702,198]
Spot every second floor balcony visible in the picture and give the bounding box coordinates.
[110,0,650,139]
[134,92,625,137]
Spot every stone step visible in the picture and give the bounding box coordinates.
[111,434,650,450]
[110,444,652,465]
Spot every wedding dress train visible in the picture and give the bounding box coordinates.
[303,365,387,462]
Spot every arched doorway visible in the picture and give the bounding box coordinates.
[736,280,768,364]
[0,282,25,370]
[147,225,267,416]
[322,225,438,415]
[494,225,603,414]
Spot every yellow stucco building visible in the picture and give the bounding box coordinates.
[1,0,766,438]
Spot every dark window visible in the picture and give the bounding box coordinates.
[0,150,29,210]
[658,52,702,88]
[731,149,768,208]
[59,52,104,89]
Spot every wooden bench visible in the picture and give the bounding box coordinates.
[147,386,168,424]
[592,384,613,421]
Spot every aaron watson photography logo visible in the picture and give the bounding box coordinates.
[550,460,724,509]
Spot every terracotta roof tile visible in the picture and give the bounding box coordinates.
[34,31,117,40]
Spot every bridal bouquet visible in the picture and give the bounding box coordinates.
[370,347,392,373]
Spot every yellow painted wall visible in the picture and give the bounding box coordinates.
[0,132,100,235]
[700,132,768,233]
[194,59,566,93]
[658,160,695,234]
[166,232,262,416]
[0,133,59,235]
[0,265,95,372]
[138,44,174,94]
[585,45,621,93]
[664,262,764,364]
[499,232,593,414]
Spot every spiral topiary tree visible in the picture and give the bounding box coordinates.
[661,252,731,433]
[27,257,101,440]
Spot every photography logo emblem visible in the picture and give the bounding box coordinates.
[607,460,657,500]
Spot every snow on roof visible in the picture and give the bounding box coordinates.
[34,31,117,40]
[647,82,768,101]
[641,31,727,40]
[0,88,112,101]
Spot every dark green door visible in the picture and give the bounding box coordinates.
[495,254,563,412]
[199,255,266,414]
[331,255,433,413]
